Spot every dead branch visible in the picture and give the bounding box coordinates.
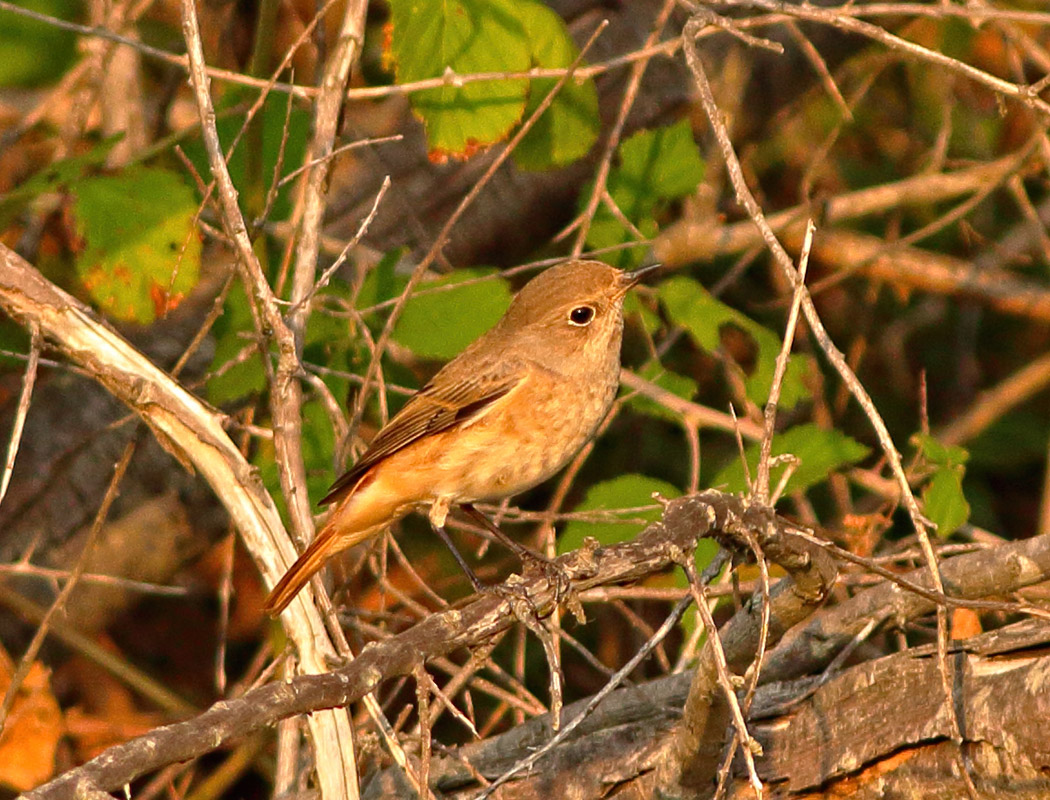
[369,620,1050,799]
[23,490,741,799]
[0,242,351,795]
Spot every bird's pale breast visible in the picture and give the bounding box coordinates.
[424,362,618,503]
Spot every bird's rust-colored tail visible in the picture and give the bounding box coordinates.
[264,520,389,616]
[263,478,412,616]
[263,532,337,616]
[262,455,430,608]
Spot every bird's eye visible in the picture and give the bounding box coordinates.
[569,306,595,326]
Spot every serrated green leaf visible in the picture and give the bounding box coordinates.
[512,0,599,170]
[625,363,698,424]
[923,467,969,538]
[0,0,79,87]
[72,167,201,323]
[658,276,810,408]
[617,119,705,200]
[559,474,680,553]
[388,0,530,158]
[392,269,512,360]
[584,121,704,267]
[712,423,870,497]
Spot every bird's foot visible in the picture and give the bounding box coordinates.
[517,551,584,624]
[479,573,541,622]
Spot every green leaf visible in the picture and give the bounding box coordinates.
[72,167,201,323]
[392,269,512,360]
[207,284,267,405]
[584,121,704,267]
[625,362,698,424]
[558,474,680,553]
[306,278,355,349]
[387,0,530,158]
[584,209,657,268]
[617,119,706,201]
[0,0,80,87]
[712,423,870,497]
[301,399,338,501]
[912,433,968,469]
[623,291,661,335]
[355,250,410,310]
[512,0,599,170]
[922,467,969,538]
[659,276,810,408]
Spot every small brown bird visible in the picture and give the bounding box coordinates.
[263,259,657,616]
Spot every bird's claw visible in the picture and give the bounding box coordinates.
[519,554,585,623]
[487,575,545,624]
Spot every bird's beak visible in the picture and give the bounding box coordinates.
[617,263,662,295]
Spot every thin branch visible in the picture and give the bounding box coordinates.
[682,8,961,765]
[0,324,41,510]
[475,595,696,800]
[753,220,813,504]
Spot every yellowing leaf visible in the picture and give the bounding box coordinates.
[72,167,201,323]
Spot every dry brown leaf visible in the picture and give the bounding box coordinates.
[60,652,164,762]
[0,644,63,791]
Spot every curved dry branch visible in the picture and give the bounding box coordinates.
[0,243,354,798]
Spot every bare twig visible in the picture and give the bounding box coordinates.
[681,556,764,798]
[0,324,41,510]
[681,8,962,766]
[753,220,813,504]
[475,595,696,799]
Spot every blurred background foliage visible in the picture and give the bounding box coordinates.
[1,0,1049,793]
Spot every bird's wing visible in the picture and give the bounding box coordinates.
[318,356,525,506]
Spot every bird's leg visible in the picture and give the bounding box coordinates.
[430,518,546,622]
[459,503,573,604]
[429,520,487,595]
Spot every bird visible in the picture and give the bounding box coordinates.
[263,259,658,616]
